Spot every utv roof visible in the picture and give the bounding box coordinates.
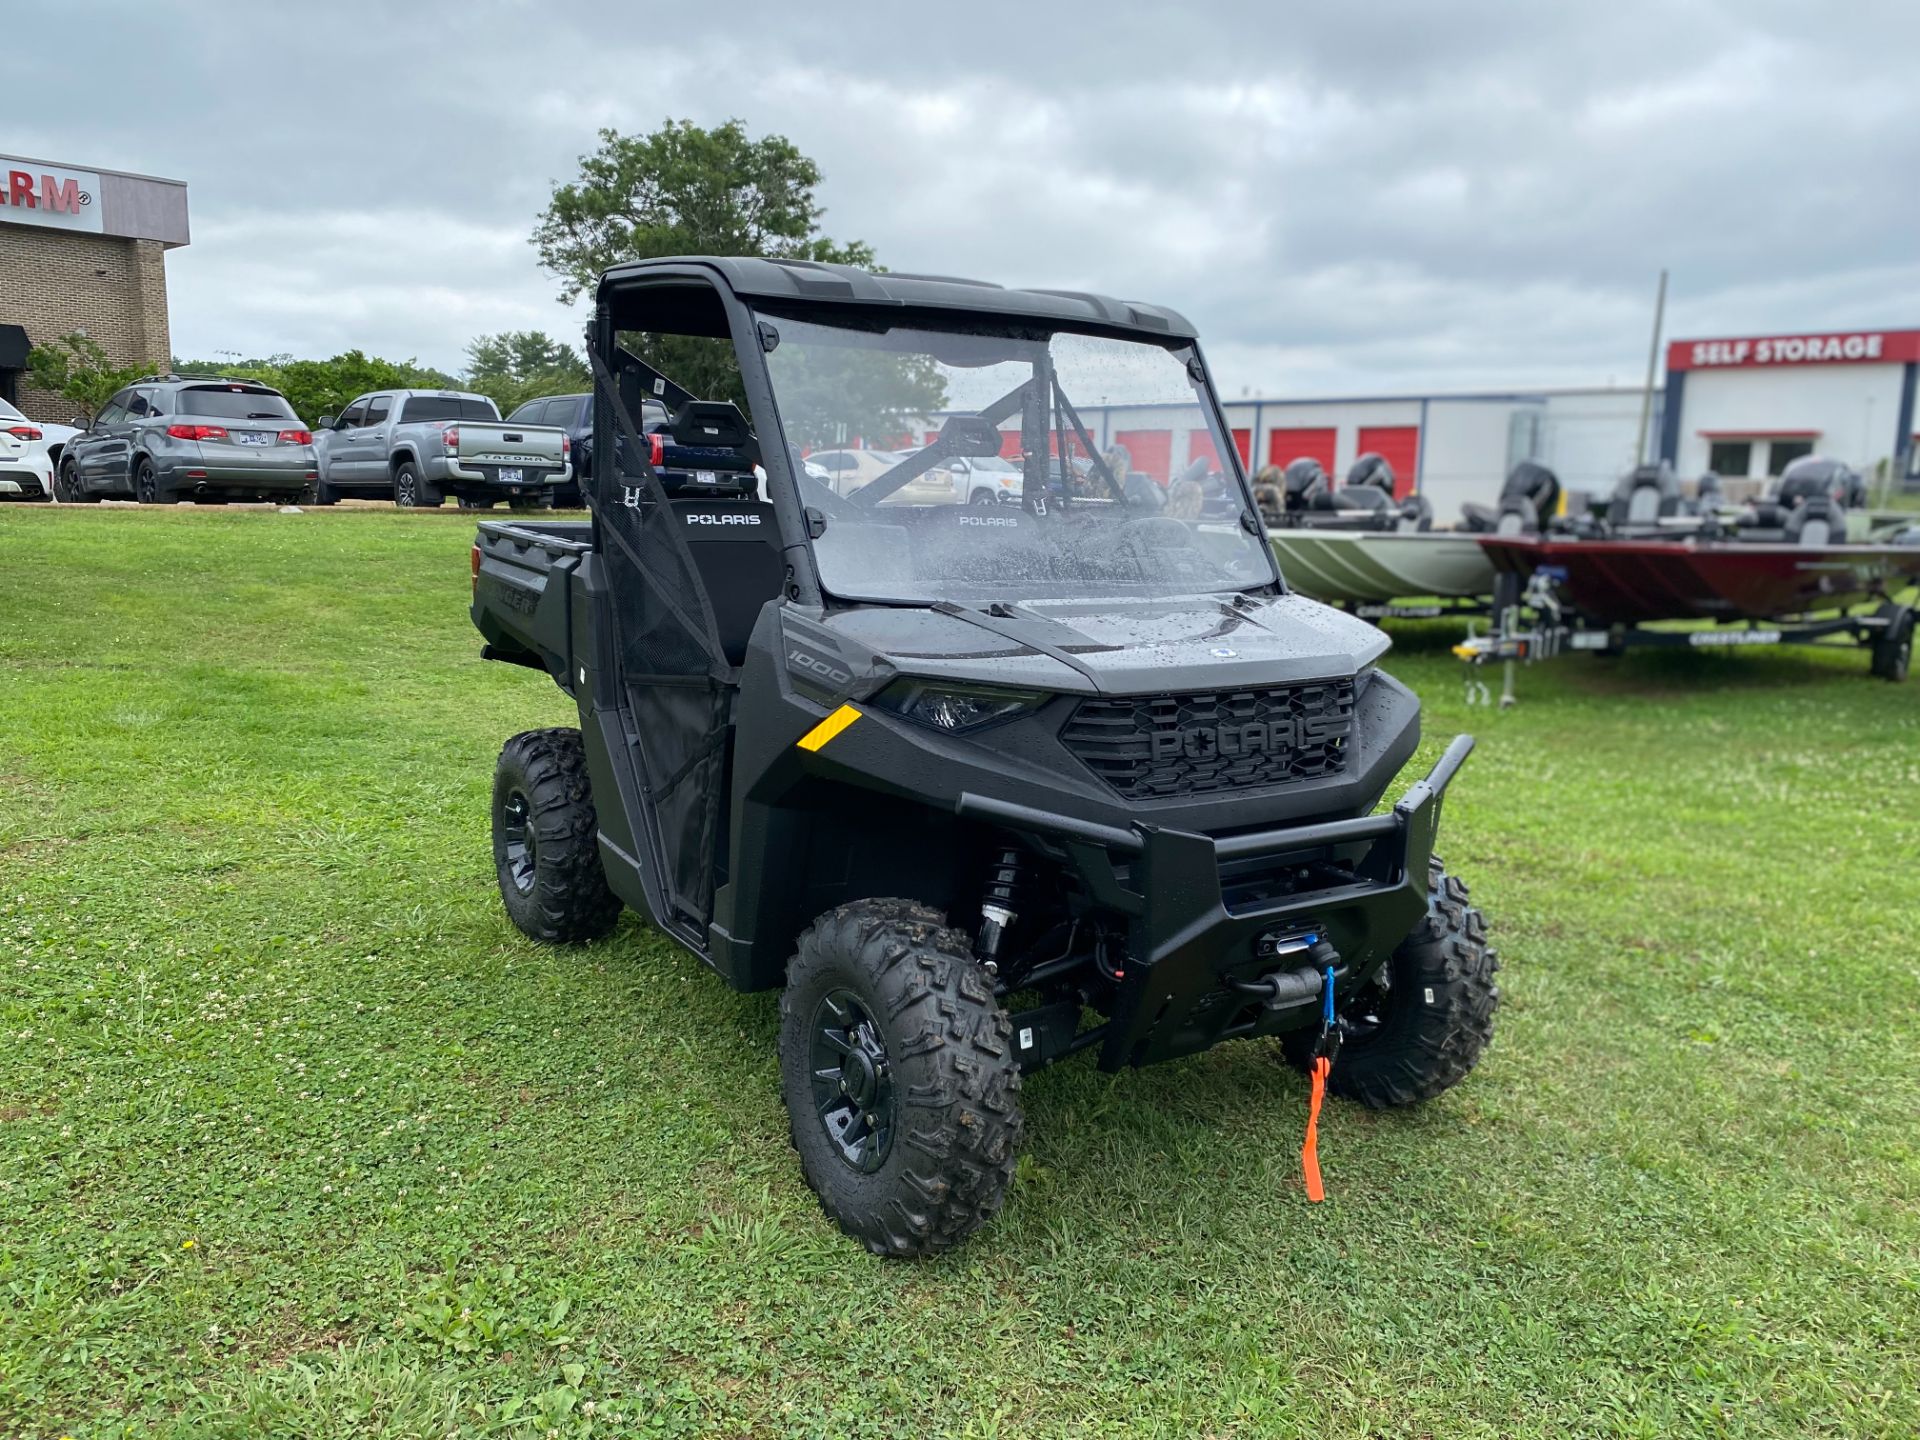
[596,256,1198,341]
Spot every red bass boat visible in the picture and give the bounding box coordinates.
[1455,458,1920,701]
[1476,532,1920,624]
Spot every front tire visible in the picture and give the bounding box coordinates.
[1283,857,1498,1107]
[52,458,82,503]
[779,900,1023,1257]
[491,728,622,944]
[969,488,997,506]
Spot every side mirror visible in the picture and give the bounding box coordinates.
[316,415,335,430]
[948,461,966,474]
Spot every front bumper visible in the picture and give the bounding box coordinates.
[959,733,1474,1070]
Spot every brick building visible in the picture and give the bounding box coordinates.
[0,153,188,418]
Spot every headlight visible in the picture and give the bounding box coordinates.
[871,680,1048,733]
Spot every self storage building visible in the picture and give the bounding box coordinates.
[0,153,188,416]
[1657,328,1919,487]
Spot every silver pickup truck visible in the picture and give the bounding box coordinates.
[311,389,572,509]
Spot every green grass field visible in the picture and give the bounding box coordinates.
[2,506,1916,1438]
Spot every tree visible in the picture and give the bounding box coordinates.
[27,333,152,423]
[463,330,589,415]
[171,351,460,428]
[532,120,880,410]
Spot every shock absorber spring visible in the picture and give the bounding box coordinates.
[975,844,1026,974]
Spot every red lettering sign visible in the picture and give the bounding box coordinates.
[40,175,81,213]
[7,170,35,207]
[1668,330,1920,370]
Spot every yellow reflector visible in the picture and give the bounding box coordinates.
[796,703,862,752]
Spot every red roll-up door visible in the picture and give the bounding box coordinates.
[1267,426,1337,472]
[1186,429,1253,470]
[1356,425,1420,498]
[1114,429,1172,483]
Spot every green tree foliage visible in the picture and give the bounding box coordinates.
[171,352,459,428]
[463,330,589,416]
[760,334,949,453]
[534,119,922,424]
[27,333,152,423]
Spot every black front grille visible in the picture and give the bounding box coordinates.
[1062,681,1354,800]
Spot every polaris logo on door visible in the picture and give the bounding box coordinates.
[1150,713,1347,763]
[686,512,761,525]
[958,514,1018,527]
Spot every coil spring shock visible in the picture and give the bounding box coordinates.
[975,844,1026,974]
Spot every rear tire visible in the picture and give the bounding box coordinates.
[1870,606,1912,682]
[134,458,162,505]
[491,728,622,944]
[779,900,1022,1257]
[393,461,441,508]
[311,478,339,506]
[1283,857,1498,1107]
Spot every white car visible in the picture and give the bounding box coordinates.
[945,453,1024,505]
[0,398,74,501]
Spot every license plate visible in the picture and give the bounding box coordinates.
[234,431,272,446]
[496,467,523,485]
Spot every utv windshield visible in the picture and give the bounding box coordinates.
[757,311,1277,605]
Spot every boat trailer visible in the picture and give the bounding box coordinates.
[1456,570,1915,707]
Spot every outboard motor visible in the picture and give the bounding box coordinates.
[1346,452,1396,496]
[1777,454,1860,509]
[1606,462,1681,527]
[1282,457,1331,514]
[1465,461,1560,534]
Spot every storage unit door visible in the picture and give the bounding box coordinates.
[1267,426,1338,472]
[1356,425,1420,498]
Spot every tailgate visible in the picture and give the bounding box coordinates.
[456,422,567,468]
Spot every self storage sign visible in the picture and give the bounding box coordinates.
[0,157,103,235]
[1668,329,1920,370]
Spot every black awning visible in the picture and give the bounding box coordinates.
[0,325,29,370]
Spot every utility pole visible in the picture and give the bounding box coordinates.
[1633,269,1668,467]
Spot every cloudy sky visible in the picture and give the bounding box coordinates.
[15,0,1920,397]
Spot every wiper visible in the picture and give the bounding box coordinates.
[928,600,1112,682]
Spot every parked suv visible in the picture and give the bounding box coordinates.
[54,376,316,505]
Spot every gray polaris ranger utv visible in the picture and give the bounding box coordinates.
[470,257,1498,1256]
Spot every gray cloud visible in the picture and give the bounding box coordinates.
[14,0,1920,394]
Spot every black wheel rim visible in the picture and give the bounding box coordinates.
[137,465,155,503]
[500,789,536,895]
[808,988,895,1173]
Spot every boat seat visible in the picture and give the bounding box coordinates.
[1785,495,1842,548]
[1494,498,1539,535]
[1607,464,1681,527]
[1395,492,1434,533]
[1460,502,1498,533]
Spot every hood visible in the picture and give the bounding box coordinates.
[828,592,1390,694]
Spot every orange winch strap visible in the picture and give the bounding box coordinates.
[1302,1055,1330,1203]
